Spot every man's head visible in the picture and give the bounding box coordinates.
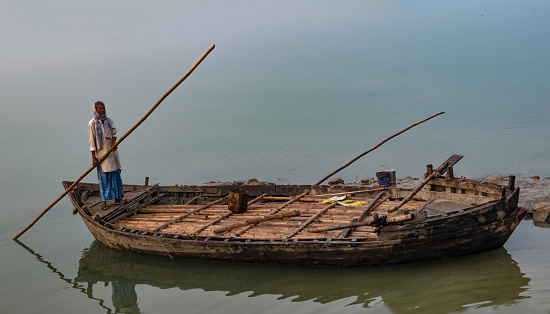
[94,101,106,116]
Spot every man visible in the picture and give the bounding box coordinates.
[88,101,124,210]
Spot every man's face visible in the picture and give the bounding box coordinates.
[96,104,106,116]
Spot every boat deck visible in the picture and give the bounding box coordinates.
[79,187,473,240]
[68,175,505,241]
[118,198,429,239]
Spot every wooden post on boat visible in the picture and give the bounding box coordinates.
[228,188,248,214]
[425,164,433,178]
[508,175,516,190]
[446,166,454,180]
[13,45,216,240]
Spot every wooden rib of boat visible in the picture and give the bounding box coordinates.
[63,156,526,266]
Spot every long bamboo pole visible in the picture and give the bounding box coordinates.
[13,45,216,240]
[313,111,445,186]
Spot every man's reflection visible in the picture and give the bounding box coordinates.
[111,281,140,314]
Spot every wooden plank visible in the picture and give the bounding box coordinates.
[190,193,268,236]
[214,210,301,234]
[286,202,338,238]
[232,191,309,237]
[152,195,228,232]
[309,213,415,233]
[262,196,336,202]
[101,185,160,222]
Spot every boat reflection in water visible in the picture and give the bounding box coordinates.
[74,241,530,313]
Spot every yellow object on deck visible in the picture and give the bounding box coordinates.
[321,196,365,207]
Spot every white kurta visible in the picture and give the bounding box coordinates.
[88,117,122,172]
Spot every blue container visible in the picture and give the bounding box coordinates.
[376,170,395,186]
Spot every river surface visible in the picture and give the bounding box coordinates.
[2,1,550,313]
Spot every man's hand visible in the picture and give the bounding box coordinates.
[92,156,99,167]
[91,152,99,167]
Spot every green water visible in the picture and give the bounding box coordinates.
[1,1,550,313]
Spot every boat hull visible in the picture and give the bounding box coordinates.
[65,176,526,267]
[79,201,525,266]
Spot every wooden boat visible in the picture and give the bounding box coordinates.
[64,155,526,266]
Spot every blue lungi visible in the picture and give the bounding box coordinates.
[97,166,124,201]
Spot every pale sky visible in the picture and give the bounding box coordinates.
[0,0,404,123]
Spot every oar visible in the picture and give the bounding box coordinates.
[313,111,445,186]
[13,45,216,240]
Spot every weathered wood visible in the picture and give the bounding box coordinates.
[387,213,414,223]
[416,199,435,212]
[191,193,268,236]
[310,213,414,233]
[247,193,268,204]
[388,155,463,213]
[262,188,386,202]
[65,170,527,266]
[185,195,199,205]
[268,191,309,215]
[338,190,386,238]
[428,177,504,195]
[426,164,433,177]
[357,191,386,221]
[262,196,327,202]
[228,188,248,214]
[508,175,515,191]
[81,190,91,202]
[214,210,301,234]
[103,185,161,222]
[153,195,228,232]
[191,212,232,235]
[286,202,337,238]
[232,191,309,237]
[391,189,493,205]
[310,218,376,233]
[446,166,454,180]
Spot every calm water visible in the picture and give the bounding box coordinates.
[2,1,550,313]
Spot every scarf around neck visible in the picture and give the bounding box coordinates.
[93,103,112,150]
